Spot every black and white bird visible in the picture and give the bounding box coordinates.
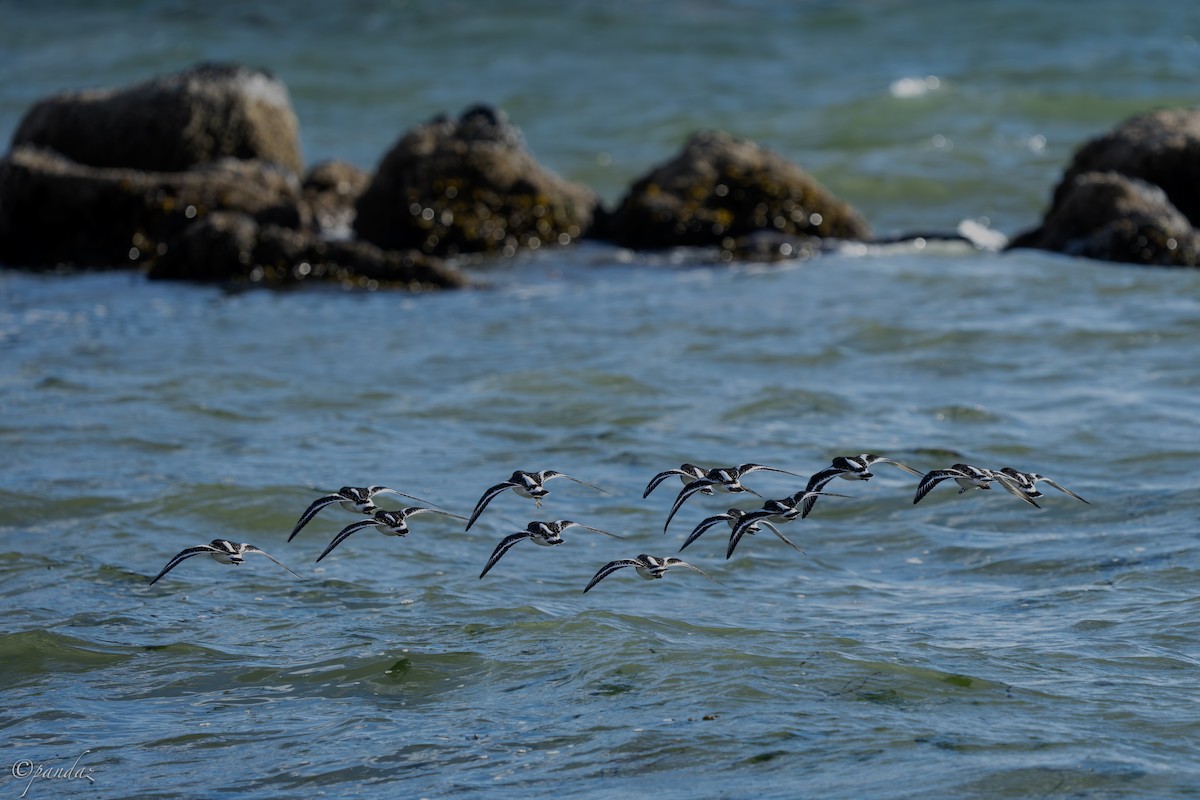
[290,486,430,541]
[465,470,607,531]
[316,507,468,563]
[478,519,624,579]
[582,554,718,593]
[799,453,923,517]
[660,463,801,533]
[912,464,1035,506]
[726,490,849,553]
[642,463,709,498]
[149,539,301,585]
[996,467,1090,505]
[680,507,802,560]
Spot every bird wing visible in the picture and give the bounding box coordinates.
[543,471,609,495]
[405,506,470,523]
[582,559,641,593]
[288,493,343,541]
[991,473,1042,508]
[465,481,518,530]
[663,479,715,533]
[680,513,730,553]
[244,545,303,578]
[738,463,802,478]
[1042,477,1089,504]
[478,532,532,579]
[148,545,218,585]
[371,486,431,504]
[876,458,924,477]
[643,468,688,498]
[570,522,624,539]
[912,469,963,505]
[663,558,722,585]
[315,520,379,563]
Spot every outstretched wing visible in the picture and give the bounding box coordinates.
[874,458,924,477]
[288,493,344,541]
[582,559,640,593]
[726,518,803,560]
[244,545,303,578]
[369,486,432,504]
[564,521,624,539]
[542,471,609,495]
[465,481,518,531]
[737,463,802,479]
[478,532,532,579]
[799,469,847,516]
[679,513,731,553]
[912,469,962,505]
[663,557,722,585]
[148,545,217,585]
[643,468,689,498]
[405,506,470,523]
[990,473,1042,508]
[315,520,379,563]
[1042,477,1089,504]
[663,479,715,533]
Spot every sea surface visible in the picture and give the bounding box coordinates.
[2,2,1200,799]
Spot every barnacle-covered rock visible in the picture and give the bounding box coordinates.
[0,145,305,269]
[601,130,870,252]
[354,105,598,257]
[147,210,466,289]
[10,62,303,174]
[1010,108,1200,266]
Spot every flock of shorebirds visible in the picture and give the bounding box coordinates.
[147,455,1088,591]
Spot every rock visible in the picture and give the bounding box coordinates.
[1010,108,1200,266]
[147,210,467,289]
[1010,171,1200,266]
[0,145,306,269]
[600,130,871,251]
[302,160,371,237]
[10,62,303,174]
[1047,108,1200,226]
[354,105,598,256]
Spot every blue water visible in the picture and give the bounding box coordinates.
[3,3,1200,799]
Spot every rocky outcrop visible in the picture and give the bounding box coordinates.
[11,63,303,174]
[600,130,871,253]
[354,105,598,257]
[0,145,306,269]
[147,210,466,289]
[1010,108,1200,266]
[1009,171,1200,266]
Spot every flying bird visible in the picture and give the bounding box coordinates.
[315,506,467,562]
[799,453,923,517]
[996,467,1089,505]
[149,539,301,585]
[912,464,1035,506]
[478,519,623,579]
[582,554,718,593]
[465,470,607,531]
[290,485,430,541]
[659,463,801,533]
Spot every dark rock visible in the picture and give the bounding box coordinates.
[1010,171,1200,266]
[601,130,871,251]
[302,160,370,236]
[354,105,598,256]
[147,210,467,290]
[1010,108,1200,266]
[0,145,306,269]
[11,63,303,174]
[1047,108,1200,227]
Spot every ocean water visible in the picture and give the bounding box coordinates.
[3,3,1200,799]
